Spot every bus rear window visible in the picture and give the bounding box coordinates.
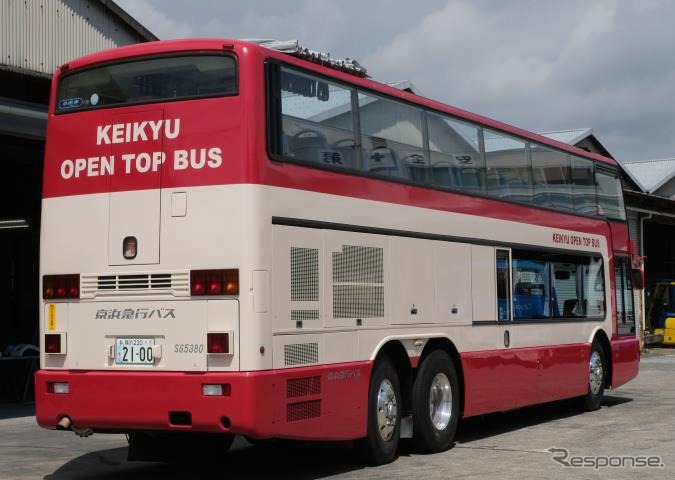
[56,54,236,113]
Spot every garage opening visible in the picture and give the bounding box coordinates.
[0,134,43,402]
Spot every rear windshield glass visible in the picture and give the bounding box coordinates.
[56,54,236,113]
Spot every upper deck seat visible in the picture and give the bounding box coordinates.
[287,129,329,164]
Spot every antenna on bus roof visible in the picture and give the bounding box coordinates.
[246,39,368,78]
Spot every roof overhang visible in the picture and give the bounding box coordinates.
[0,98,47,140]
[624,189,675,216]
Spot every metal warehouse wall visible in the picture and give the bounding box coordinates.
[1,0,147,76]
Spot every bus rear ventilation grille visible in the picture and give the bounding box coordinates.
[283,342,319,366]
[287,376,321,398]
[287,400,321,422]
[80,272,190,298]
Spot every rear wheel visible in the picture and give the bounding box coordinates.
[412,350,460,452]
[582,341,606,411]
[356,356,401,465]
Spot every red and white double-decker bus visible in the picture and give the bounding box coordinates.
[36,39,640,465]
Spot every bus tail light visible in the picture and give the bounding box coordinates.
[45,333,66,354]
[191,269,239,296]
[43,274,80,299]
[207,332,233,354]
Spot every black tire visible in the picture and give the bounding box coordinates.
[583,341,606,411]
[356,356,402,465]
[412,350,460,453]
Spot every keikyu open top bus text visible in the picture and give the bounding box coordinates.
[58,118,222,179]
[552,232,600,248]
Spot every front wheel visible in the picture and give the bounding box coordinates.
[582,341,606,411]
[412,350,460,453]
[356,356,401,465]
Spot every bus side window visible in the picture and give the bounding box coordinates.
[512,251,605,321]
[428,112,485,194]
[531,146,573,212]
[571,156,597,216]
[512,254,549,320]
[615,257,636,336]
[596,169,626,221]
[358,91,426,182]
[279,67,356,169]
[484,129,532,203]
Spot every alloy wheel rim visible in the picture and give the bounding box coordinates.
[376,378,398,441]
[429,372,452,431]
[589,351,604,395]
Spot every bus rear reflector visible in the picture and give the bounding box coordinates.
[207,332,232,354]
[47,382,69,394]
[45,333,64,354]
[202,384,231,396]
[191,269,239,296]
[43,274,79,299]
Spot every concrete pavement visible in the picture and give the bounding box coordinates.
[0,349,673,479]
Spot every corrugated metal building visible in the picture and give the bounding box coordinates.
[0,0,155,402]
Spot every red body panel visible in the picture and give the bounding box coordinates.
[611,337,640,388]
[36,340,640,438]
[43,96,244,198]
[35,361,371,440]
[461,343,590,417]
[609,222,630,254]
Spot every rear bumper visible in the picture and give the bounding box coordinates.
[35,362,371,440]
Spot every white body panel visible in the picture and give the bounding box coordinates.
[40,184,611,372]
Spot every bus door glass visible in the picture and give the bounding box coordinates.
[496,248,513,347]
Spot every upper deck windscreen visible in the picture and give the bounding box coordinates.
[56,54,236,113]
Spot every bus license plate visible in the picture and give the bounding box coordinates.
[115,338,155,365]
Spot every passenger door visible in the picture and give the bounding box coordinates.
[496,247,548,408]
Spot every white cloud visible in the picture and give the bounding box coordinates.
[364,0,675,160]
[199,0,346,53]
[113,0,675,160]
[115,0,193,39]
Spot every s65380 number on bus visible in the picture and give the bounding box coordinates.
[174,343,204,354]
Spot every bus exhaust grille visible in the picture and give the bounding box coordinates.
[284,343,319,366]
[287,376,321,398]
[290,247,319,301]
[332,245,385,319]
[80,272,190,298]
[290,309,320,322]
[287,400,321,422]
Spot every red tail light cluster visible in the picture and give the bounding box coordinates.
[45,334,62,353]
[43,274,80,299]
[191,269,239,296]
[207,333,231,354]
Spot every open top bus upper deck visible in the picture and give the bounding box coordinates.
[47,37,618,166]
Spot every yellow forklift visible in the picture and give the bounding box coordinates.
[646,281,675,345]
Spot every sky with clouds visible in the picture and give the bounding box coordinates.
[117,0,675,162]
